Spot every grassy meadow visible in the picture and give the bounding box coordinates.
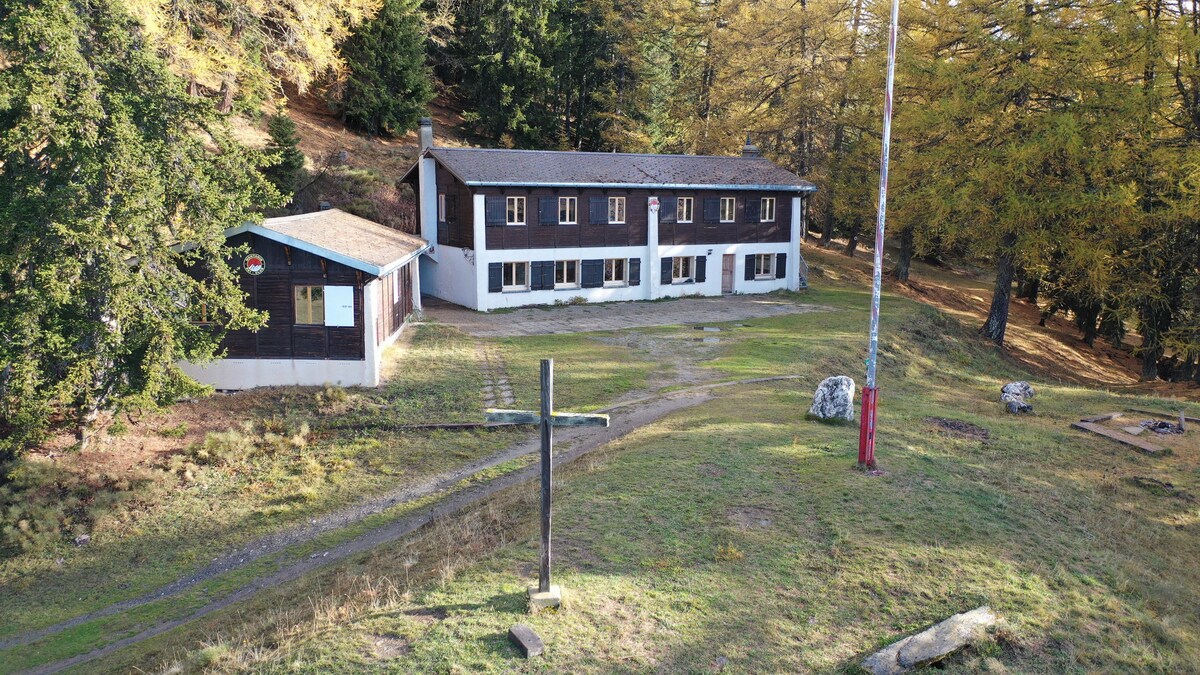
[62,265,1200,674]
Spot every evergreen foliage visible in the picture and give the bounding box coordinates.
[338,0,434,136]
[0,0,278,458]
[262,113,307,204]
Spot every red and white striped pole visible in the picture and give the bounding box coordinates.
[858,0,900,470]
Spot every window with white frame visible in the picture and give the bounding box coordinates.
[608,196,626,224]
[677,197,694,223]
[558,196,577,224]
[502,261,529,291]
[672,256,694,283]
[506,196,526,225]
[720,197,736,223]
[438,193,446,222]
[555,260,580,288]
[760,197,776,222]
[753,253,775,279]
[604,258,627,286]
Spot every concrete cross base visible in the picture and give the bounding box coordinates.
[527,585,563,612]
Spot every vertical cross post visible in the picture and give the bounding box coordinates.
[538,358,553,594]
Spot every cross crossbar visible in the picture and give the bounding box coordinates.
[485,409,610,427]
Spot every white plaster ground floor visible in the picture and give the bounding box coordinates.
[180,357,378,390]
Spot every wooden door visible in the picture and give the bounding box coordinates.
[722,254,735,293]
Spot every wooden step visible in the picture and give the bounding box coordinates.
[1072,421,1165,455]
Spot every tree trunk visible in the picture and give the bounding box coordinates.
[1077,300,1101,347]
[981,232,1018,344]
[820,193,837,247]
[1017,276,1039,303]
[843,228,859,257]
[889,226,913,281]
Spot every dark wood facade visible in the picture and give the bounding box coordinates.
[375,263,414,344]
[436,166,475,249]
[656,191,793,246]
[222,233,366,360]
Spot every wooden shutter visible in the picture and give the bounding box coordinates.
[702,197,720,223]
[695,256,706,283]
[628,258,641,286]
[581,259,604,288]
[745,197,760,222]
[661,257,673,284]
[485,196,505,225]
[529,261,553,290]
[776,253,787,279]
[488,262,502,292]
[539,197,557,225]
[659,197,676,224]
[589,197,607,224]
[744,254,756,281]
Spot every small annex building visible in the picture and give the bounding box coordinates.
[181,209,427,390]
[401,120,816,312]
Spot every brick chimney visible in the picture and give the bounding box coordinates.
[419,117,434,153]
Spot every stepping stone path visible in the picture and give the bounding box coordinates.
[478,344,516,407]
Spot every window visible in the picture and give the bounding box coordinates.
[760,197,776,222]
[608,196,626,224]
[677,197,694,223]
[559,197,577,224]
[502,261,529,291]
[753,253,775,279]
[719,197,736,223]
[192,301,212,325]
[555,260,580,288]
[672,256,694,283]
[506,196,526,225]
[604,258,627,286]
[438,193,446,222]
[294,285,325,325]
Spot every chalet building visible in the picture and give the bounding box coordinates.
[180,209,427,389]
[402,119,816,312]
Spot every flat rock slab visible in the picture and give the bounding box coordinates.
[1072,421,1165,455]
[528,584,562,612]
[508,623,544,658]
[862,606,998,675]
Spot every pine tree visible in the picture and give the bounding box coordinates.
[263,113,307,204]
[0,0,278,457]
[338,0,435,136]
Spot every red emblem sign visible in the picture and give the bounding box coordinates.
[243,253,266,276]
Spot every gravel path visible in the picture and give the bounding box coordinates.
[18,375,806,675]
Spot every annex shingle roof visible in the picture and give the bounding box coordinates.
[421,147,816,192]
[230,209,427,276]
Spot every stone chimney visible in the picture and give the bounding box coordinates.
[319,200,332,211]
[741,134,761,158]
[419,117,434,152]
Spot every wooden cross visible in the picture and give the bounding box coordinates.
[485,359,609,606]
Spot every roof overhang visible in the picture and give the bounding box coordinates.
[224,222,428,278]
[462,181,818,192]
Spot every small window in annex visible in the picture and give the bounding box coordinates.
[604,258,627,286]
[294,285,325,325]
[559,197,578,224]
[503,261,529,291]
[677,197,694,223]
[608,196,626,224]
[555,260,580,288]
[506,196,526,225]
[760,197,776,222]
[753,253,775,279]
[719,197,736,223]
[672,256,694,283]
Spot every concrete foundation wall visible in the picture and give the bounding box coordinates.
[180,358,376,389]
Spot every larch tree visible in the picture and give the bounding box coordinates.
[0,0,279,458]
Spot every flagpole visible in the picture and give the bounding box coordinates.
[858,0,900,470]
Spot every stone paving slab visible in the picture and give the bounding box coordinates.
[423,295,827,337]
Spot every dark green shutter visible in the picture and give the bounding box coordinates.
[745,197,760,222]
[539,197,556,225]
[628,258,641,286]
[581,259,604,288]
[589,197,607,224]
[702,198,720,223]
[485,196,505,225]
[488,262,502,292]
[661,257,673,284]
[744,254,755,281]
[695,256,706,283]
[659,197,676,224]
[776,253,787,279]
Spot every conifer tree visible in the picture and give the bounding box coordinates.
[338,0,434,136]
[0,0,278,457]
[263,113,307,204]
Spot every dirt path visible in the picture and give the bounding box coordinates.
[18,375,806,675]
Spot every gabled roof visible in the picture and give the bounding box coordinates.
[404,147,816,192]
[225,209,427,277]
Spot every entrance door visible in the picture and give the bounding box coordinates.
[721,254,735,293]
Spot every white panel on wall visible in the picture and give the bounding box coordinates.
[324,285,355,327]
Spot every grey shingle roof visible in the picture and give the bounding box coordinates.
[234,209,426,276]
[423,147,816,192]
